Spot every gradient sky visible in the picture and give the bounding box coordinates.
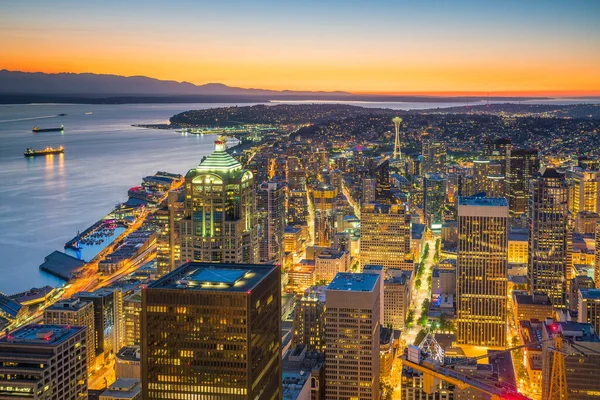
[2,0,599,95]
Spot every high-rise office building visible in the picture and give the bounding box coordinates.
[156,190,185,277]
[483,137,512,177]
[422,138,447,175]
[44,298,96,372]
[456,196,508,347]
[568,168,600,215]
[506,149,539,216]
[384,271,412,330]
[578,289,600,334]
[312,184,337,247]
[180,140,258,264]
[424,173,446,232]
[123,291,142,346]
[361,177,377,204]
[0,324,88,399]
[325,272,380,400]
[77,288,124,362]
[257,181,286,265]
[359,202,413,272]
[528,168,569,308]
[292,285,327,352]
[596,221,600,286]
[315,250,350,283]
[288,189,308,226]
[141,262,281,399]
[287,156,306,190]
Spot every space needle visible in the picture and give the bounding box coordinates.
[392,117,402,159]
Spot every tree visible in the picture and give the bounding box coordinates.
[415,279,422,290]
[406,310,415,328]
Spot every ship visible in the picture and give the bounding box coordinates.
[32,125,64,132]
[24,146,64,157]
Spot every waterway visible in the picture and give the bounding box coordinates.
[1,99,599,294]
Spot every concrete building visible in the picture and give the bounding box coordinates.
[529,168,569,308]
[116,345,141,380]
[293,286,327,352]
[155,190,185,277]
[123,291,141,347]
[284,226,303,254]
[568,168,600,215]
[575,210,600,234]
[383,271,412,330]
[312,185,338,247]
[325,272,380,399]
[258,180,286,265]
[513,293,553,323]
[44,297,95,373]
[431,264,456,296]
[100,379,141,400]
[508,228,528,264]
[456,196,508,347]
[0,324,87,399]
[421,138,447,175]
[180,140,258,264]
[424,173,446,232]
[362,177,377,205]
[282,345,325,400]
[359,202,413,272]
[518,319,544,399]
[578,289,600,334]
[141,262,281,399]
[315,250,350,283]
[569,276,595,312]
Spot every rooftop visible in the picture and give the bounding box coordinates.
[100,378,140,399]
[2,324,84,346]
[327,272,379,292]
[46,298,91,312]
[116,346,140,362]
[148,262,277,293]
[580,289,600,301]
[458,196,509,207]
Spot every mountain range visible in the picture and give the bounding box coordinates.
[0,70,351,97]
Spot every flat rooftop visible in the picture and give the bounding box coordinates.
[458,196,509,207]
[2,324,84,346]
[117,346,140,361]
[149,262,276,292]
[46,298,91,312]
[327,272,378,292]
[580,289,600,300]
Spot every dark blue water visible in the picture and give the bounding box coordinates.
[0,103,242,294]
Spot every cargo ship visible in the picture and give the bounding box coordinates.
[32,125,64,132]
[24,146,64,157]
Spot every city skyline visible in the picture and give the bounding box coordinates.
[2,0,600,95]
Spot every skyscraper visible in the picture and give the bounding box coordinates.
[567,168,600,215]
[360,203,413,272]
[422,138,447,175]
[326,272,380,400]
[257,180,286,265]
[483,137,512,177]
[293,285,326,351]
[141,262,281,400]
[456,196,508,347]
[180,140,258,264]
[528,168,569,308]
[156,190,185,277]
[44,298,96,372]
[312,184,337,247]
[0,324,88,399]
[506,148,539,216]
[424,173,446,232]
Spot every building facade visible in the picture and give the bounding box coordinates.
[257,180,286,265]
[456,196,508,347]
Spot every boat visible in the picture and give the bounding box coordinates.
[24,146,64,157]
[32,125,64,132]
[58,113,67,116]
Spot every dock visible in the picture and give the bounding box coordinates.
[39,251,86,281]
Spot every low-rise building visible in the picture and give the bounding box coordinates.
[116,346,141,380]
[315,250,350,283]
[578,288,600,334]
[513,293,553,323]
[100,378,141,400]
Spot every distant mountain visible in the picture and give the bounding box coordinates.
[0,70,351,97]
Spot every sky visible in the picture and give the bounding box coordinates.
[1,0,599,95]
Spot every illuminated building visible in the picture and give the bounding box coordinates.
[578,289,600,334]
[258,181,286,265]
[512,293,553,323]
[596,221,600,286]
[287,156,306,191]
[483,137,511,177]
[424,173,446,232]
[379,327,394,378]
[288,263,316,294]
[359,203,413,272]
[141,262,281,399]
[0,324,87,399]
[373,159,393,203]
[485,173,505,198]
[123,291,141,346]
[456,196,508,347]
[76,288,124,363]
[541,320,600,400]
[100,378,141,400]
[421,138,447,174]
[156,190,184,277]
[312,184,337,247]
[288,189,308,226]
[292,286,326,351]
[44,298,95,373]
[528,168,569,308]
[383,270,412,330]
[361,177,376,204]
[568,168,600,214]
[180,140,258,264]
[116,346,141,380]
[315,250,350,283]
[392,117,402,160]
[569,276,595,312]
[508,228,528,264]
[506,149,539,217]
[325,272,380,400]
[518,319,544,399]
[284,226,302,254]
[472,158,490,194]
[575,210,600,234]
